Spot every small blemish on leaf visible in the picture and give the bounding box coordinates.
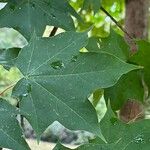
[50,60,65,69]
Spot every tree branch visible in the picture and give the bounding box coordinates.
[0,84,15,96]
[100,6,133,40]
[50,27,58,37]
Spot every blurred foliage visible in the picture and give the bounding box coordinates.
[0,66,22,105]
[0,4,26,103]
[0,28,25,105]
[0,28,27,49]
[70,0,125,37]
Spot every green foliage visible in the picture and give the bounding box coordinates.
[105,70,144,110]
[86,30,129,60]
[130,41,150,96]
[0,99,30,150]
[0,0,149,150]
[82,0,102,13]
[55,104,150,149]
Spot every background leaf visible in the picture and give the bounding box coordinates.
[0,99,30,150]
[0,48,20,70]
[130,41,150,97]
[86,30,129,61]
[104,70,144,111]
[82,0,102,13]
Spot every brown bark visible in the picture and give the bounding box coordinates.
[120,0,149,123]
[125,0,149,39]
[120,100,144,122]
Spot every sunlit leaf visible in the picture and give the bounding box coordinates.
[82,0,102,13]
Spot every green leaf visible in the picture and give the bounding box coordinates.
[130,41,150,96]
[86,30,129,61]
[0,99,30,150]
[55,104,150,150]
[99,104,150,149]
[82,0,102,13]
[99,102,125,143]
[12,31,139,140]
[0,48,20,70]
[85,37,100,52]
[104,70,144,110]
[0,0,79,39]
[114,120,150,150]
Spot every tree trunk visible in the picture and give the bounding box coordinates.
[125,0,149,39]
[120,0,149,123]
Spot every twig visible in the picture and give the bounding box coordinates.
[100,6,133,40]
[21,115,24,129]
[50,27,58,37]
[0,84,15,96]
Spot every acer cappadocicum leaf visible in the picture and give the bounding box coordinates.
[11,31,140,141]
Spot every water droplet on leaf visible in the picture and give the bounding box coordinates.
[50,60,65,69]
[22,93,28,97]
